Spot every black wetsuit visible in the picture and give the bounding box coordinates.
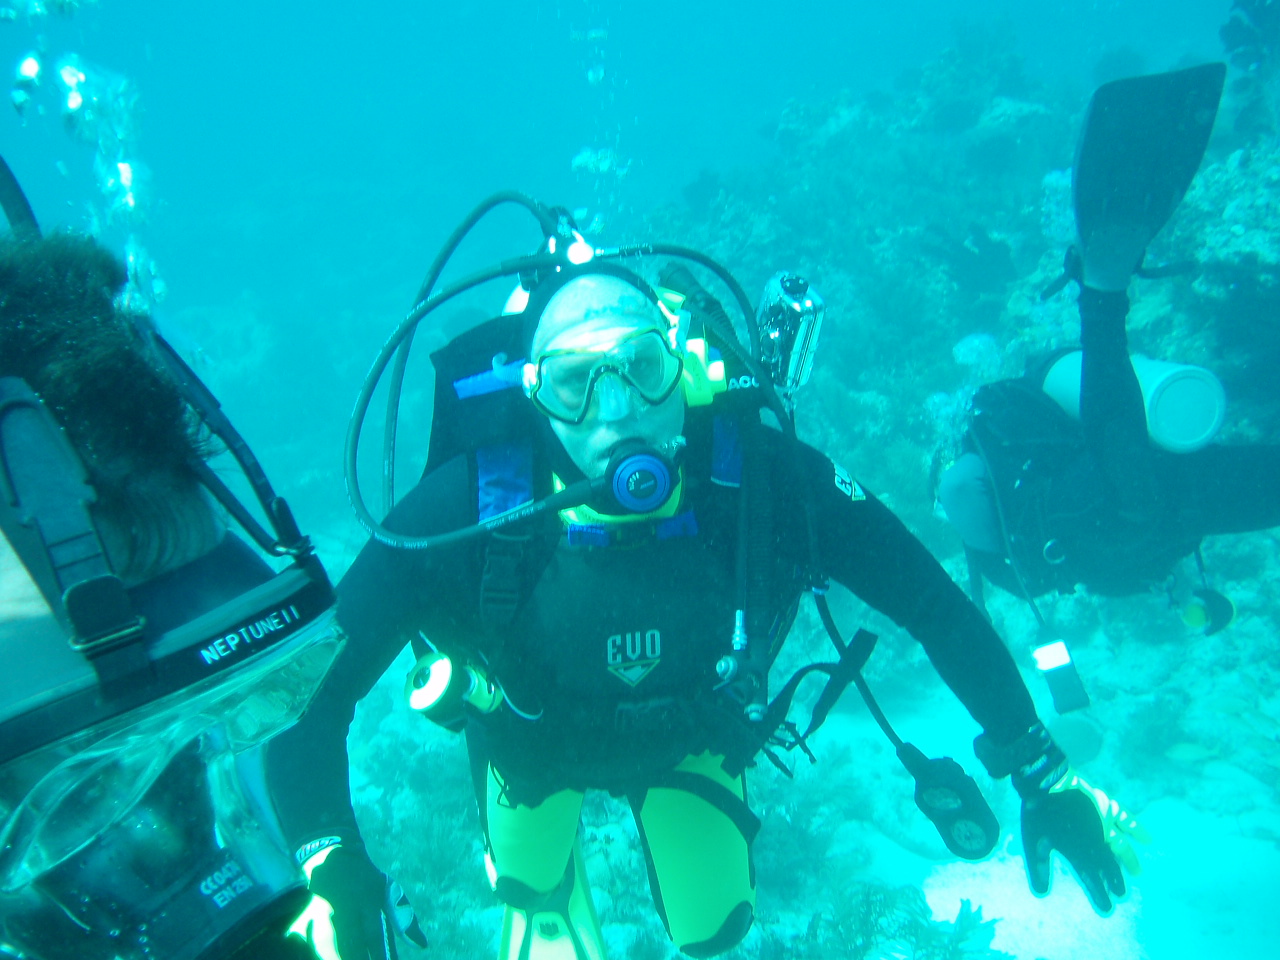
[267,408,1038,845]
[956,288,1280,598]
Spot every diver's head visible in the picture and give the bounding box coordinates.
[0,232,219,583]
[523,273,685,480]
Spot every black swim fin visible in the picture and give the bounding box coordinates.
[1073,62,1226,273]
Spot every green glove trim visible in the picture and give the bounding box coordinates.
[1049,770,1151,876]
[1020,768,1149,915]
[288,893,342,960]
[286,840,399,960]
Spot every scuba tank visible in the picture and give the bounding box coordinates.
[1040,350,1226,453]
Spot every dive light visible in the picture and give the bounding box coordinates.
[405,652,502,732]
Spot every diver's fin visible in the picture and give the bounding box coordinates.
[385,879,428,951]
[0,154,41,239]
[499,843,605,960]
[1074,63,1226,272]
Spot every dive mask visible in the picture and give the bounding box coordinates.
[522,327,684,424]
[0,612,343,960]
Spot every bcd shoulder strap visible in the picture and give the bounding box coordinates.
[0,378,148,691]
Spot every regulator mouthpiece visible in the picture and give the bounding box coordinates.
[604,440,678,513]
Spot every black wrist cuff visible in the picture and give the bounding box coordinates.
[973,722,1068,799]
[293,834,363,870]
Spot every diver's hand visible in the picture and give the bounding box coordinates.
[974,722,1147,914]
[1020,769,1148,913]
[288,841,398,960]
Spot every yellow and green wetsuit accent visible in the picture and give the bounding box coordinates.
[486,752,756,959]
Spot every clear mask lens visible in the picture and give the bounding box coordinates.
[0,615,342,892]
[533,329,682,423]
[592,373,634,422]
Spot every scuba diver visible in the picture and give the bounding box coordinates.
[0,158,344,960]
[267,190,1147,960]
[936,63,1280,689]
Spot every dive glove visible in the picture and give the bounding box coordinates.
[288,838,424,960]
[975,723,1149,914]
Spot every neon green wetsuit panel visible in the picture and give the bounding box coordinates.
[487,766,605,959]
[634,751,754,951]
[486,763,584,892]
[485,753,754,958]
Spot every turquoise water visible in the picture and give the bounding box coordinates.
[6,2,1278,958]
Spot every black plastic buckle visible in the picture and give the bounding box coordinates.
[64,575,145,653]
[63,575,151,691]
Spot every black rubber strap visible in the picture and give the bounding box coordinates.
[963,544,989,616]
[0,380,147,690]
[0,154,39,239]
[480,532,528,628]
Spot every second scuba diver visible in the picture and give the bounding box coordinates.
[937,64,1280,663]
[268,198,1147,960]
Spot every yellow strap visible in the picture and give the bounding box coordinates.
[681,338,727,408]
[555,472,685,525]
[1051,770,1151,873]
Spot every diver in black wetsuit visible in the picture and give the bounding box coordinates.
[0,220,341,958]
[937,64,1280,629]
[940,286,1280,604]
[267,198,1147,960]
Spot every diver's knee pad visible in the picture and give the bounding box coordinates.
[498,840,605,960]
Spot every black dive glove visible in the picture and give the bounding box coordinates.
[288,838,421,960]
[975,723,1148,915]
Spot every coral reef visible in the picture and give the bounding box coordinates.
[775,890,1007,960]
[645,22,1075,548]
[1220,0,1280,139]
